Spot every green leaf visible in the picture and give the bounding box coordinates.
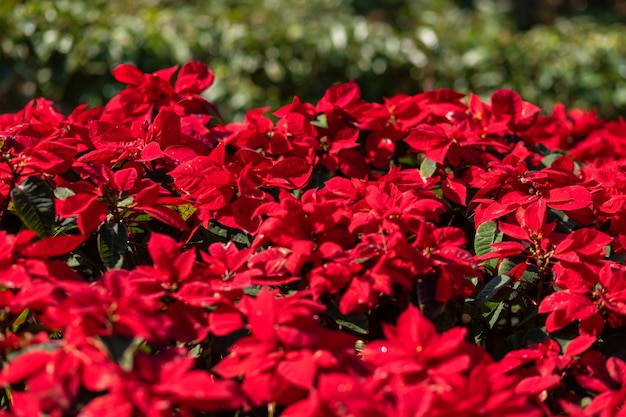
[473,275,511,310]
[493,329,526,360]
[497,258,518,276]
[98,223,128,269]
[474,221,503,269]
[6,342,58,362]
[535,143,553,156]
[325,300,369,335]
[310,113,328,129]
[497,258,540,293]
[419,156,437,178]
[54,187,75,200]
[488,301,507,330]
[474,221,502,256]
[397,154,419,168]
[10,177,56,236]
[243,285,263,297]
[514,267,540,293]
[99,335,143,372]
[335,317,369,335]
[541,150,568,168]
[550,325,580,354]
[117,196,134,208]
[172,203,197,221]
[11,308,30,332]
[206,221,251,247]
[598,332,626,361]
[548,209,577,234]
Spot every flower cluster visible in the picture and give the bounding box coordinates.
[0,61,625,416]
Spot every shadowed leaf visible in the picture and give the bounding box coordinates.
[98,223,128,269]
[10,177,55,237]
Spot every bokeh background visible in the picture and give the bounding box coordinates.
[1,0,626,120]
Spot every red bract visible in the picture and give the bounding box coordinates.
[103,61,216,122]
[405,120,508,167]
[5,61,626,417]
[356,94,426,169]
[10,268,174,344]
[430,361,546,417]
[0,99,78,206]
[538,260,626,340]
[562,352,626,417]
[566,119,626,162]
[531,103,603,152]
[282,373,390,417]
[170,140,313,231]
[359,306,546,416]
[0,230,84,290]
[360,305,484,384]
[212,289,361,406]
[56,165,188,234]
[77,347,245,417]
[0,340,114,417]
[413,225,479,303]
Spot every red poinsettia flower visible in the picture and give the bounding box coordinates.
[360,305,484,384]
[103,61,216,121]
[212,289,361,406]
[282,373,391,417]
[79,347,245,417]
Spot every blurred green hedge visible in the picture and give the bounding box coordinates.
[1,0,626,119]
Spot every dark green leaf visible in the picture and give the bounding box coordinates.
[524,327,548,346]
[550,325,580,354]
[414,276,446,319]
[498,259,540,287]
[10,177,55,236]
[598,332,626,361]
[206,221,251,247]
[99,335,143,372]
[474,221,503,269]
[516,307,539,328]
[473,275,511,310]
[493,329,526,360]
[513,265,540,293]
[535,143,552,156]
[98,223,128,269]
[397,154,419,168]
[548,209,577,234]
[243,285,263,297]
[498,258,518,276]
[325,300,369,335]
[487,301,507,329]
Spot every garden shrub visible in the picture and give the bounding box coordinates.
[0,60,626,416]
[1,0,626,120]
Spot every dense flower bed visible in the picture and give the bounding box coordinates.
[0,61,625,416]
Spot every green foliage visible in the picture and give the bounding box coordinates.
[325,300,369,335]
[10,177,56,237]
[474,220,502,270]
[472,274,511,310]
[98,222,128,269]
[1,0,625,119]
